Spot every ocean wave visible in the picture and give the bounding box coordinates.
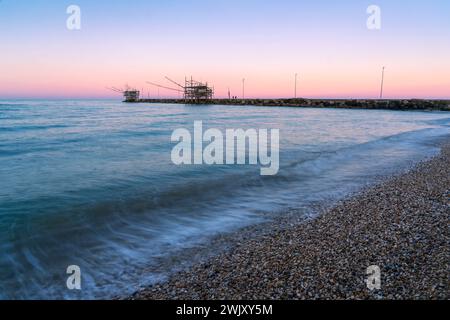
[0,124,69,132]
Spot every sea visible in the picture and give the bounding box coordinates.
[0,99,448,299]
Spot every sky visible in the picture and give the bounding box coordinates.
[0,0,449,99]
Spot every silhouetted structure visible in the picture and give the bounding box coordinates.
[106,86,140,102]
[184,78,214,103]
[147,76,214,104]
[123,89,140,102]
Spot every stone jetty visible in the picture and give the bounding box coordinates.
[129,98,450,111]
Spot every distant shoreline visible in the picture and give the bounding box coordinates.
[126,98,450,111]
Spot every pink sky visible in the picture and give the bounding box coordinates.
[1,1,449,99]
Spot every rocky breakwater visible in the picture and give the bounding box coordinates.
[134,98,450,111]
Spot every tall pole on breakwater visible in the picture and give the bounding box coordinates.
[295,73,298,98]
[380,66,385,99]
[242,78,245,99]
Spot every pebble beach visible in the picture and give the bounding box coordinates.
[132,139,449,300]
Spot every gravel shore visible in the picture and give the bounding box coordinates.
[132,141,449,300]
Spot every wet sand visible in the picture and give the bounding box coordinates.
[131,139,449,300]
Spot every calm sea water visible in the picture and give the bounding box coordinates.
[0,100,449,299]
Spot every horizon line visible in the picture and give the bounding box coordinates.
[1,96,450,101]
